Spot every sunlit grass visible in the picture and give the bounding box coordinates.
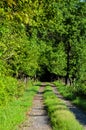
[44,86,83,130]
[0,82,39,130]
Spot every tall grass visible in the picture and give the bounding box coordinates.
[0,80,39,130]
[44,86,83,130]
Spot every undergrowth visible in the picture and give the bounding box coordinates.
[44,86,83,130]
[0,76,26,106]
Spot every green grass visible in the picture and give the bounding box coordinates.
[44,86,83,130]
[54,81,86,111]
[0,81,40,130]
[54,81,76,100]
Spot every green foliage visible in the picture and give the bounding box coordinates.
[49,42,67,76]
[44,86,83,130]
[0,0,86,82]
[0,18,39,77]
[0,0,86,112]
[0,76,25,105]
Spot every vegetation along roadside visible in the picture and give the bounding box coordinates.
[0,80,40,130]
[54,81,86,111]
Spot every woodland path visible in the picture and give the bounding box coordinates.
[52,85,86,130]
[20,83,86,130]
[20,84,52,130]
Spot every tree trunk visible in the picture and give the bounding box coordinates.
[65,43,71,85]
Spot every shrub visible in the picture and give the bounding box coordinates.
[0,75,26,105]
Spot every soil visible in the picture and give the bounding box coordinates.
[20,85,52,130]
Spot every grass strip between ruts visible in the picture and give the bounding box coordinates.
[43,86,83,130]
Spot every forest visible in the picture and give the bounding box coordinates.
[0,0,86,130]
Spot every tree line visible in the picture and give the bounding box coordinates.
[0,0,86,104]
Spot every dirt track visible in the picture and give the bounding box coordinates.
[20,83,86,130]
[20,86,52,130]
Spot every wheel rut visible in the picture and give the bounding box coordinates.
[20,86,52,130]
[52,85,86,130]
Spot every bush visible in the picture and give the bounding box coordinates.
[0,76,25,105]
